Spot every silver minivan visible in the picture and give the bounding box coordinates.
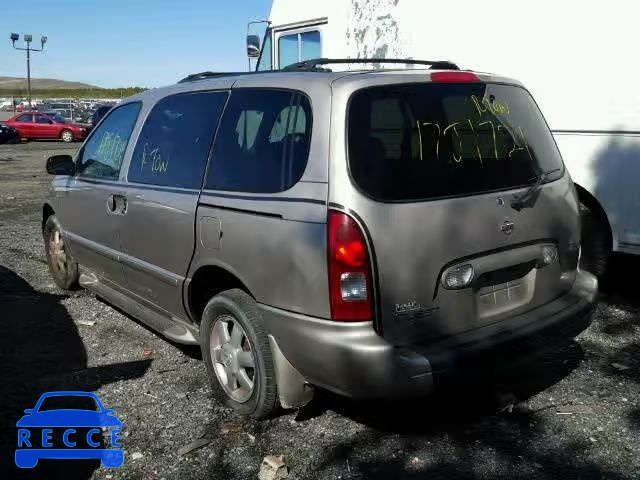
[43,59,598,418]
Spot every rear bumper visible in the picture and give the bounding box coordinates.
[260,270,597,398]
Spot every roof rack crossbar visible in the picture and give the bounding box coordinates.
[282,58,460,72]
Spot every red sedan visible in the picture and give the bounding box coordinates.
[5,112,89,142]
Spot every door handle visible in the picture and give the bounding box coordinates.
[107,194,128,215]
[106,194,117,214]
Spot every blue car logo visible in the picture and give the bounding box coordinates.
[16,391,123,468]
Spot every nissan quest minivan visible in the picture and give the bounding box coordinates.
[42,59,598,418]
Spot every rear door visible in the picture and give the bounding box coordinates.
[34,113,55,138]
[120,90,228,318]
[60,102,141,289]
[343,80,581,346]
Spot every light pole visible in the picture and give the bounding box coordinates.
[10,33,47,110]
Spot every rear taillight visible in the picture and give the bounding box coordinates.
[328,210,373,321]
[430,71,481,83]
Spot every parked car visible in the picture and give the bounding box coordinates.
[42,60,598,419]
[90,105,112,127]
[5,112,89,142]
[0,123,20,144]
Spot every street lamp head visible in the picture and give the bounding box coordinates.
[10,32,19,46]
[23,34,33,43]
[41,35,47,48]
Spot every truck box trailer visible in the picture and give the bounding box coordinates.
[252,0,640,275]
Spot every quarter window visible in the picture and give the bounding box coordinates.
[206,89,311,193]
[129,91,227,189]
[76,102,140,179]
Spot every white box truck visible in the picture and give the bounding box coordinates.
[249,0,640,276]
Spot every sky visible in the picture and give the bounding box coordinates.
[1,0,273,88]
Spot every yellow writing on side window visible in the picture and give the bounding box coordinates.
[96,132,126,165]
[140,144,169,174]
[471,95,510,117]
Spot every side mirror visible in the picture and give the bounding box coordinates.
[46,154,75,175]
[247,34,261,58]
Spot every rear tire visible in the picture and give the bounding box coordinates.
[60,129,74,143]
[579,203,610,278]
[44,215,79,290]
[200,289,279,419]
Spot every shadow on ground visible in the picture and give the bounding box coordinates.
[0,265,151,479]
[600,253,640,310]
[94,295,203,360]
[282,340,624,479]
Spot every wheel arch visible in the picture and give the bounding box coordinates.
[574,183,613,250]
[187,264,253,324]
[42,203,55,233]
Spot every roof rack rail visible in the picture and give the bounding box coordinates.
[178,71,245,83]
[282,58,460,72]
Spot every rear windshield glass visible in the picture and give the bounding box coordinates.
[348,83,564,201]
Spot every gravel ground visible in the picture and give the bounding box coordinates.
[0,142,638,480]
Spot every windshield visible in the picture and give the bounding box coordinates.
[50,113,67,123]
[38,395,99,411]
[348,82,564,202]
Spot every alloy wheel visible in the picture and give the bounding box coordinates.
[48,228,68,275]
[210,315,256,403]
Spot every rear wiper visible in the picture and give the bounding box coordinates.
[510,168,561,211]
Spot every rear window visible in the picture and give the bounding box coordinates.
[348,83,564,201]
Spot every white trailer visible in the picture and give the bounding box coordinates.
[250,0,640,275]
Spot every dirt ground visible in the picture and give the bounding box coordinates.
[0,141,638,479]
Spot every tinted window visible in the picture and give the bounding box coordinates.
[206,90,311,193]
[16,114,32,122]
[76,102,140,179]
[35,114,51,124]
[257,30,272,71]
[348,83,564,201]
[129,91,227,189]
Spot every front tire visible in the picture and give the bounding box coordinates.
[200,289,279,419]
[60,129,74,143]
[44,215,79,290]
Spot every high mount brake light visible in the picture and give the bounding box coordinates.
[430,71,481,83]
[328,211,373,321]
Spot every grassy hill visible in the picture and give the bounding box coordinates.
[0,76,97,90]
[0,76,146,99]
